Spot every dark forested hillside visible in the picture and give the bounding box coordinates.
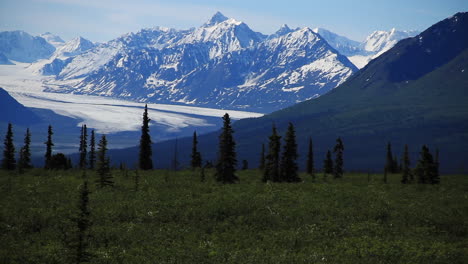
[0,87,41,125]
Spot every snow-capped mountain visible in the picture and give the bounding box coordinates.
[270,24,296,39]
[2,13,416,112]
[0,31,55,63]
[171,27,356,111]
[353,29,419,68]
[178,12,265,58]
[312,28,361,56]
[39,36,96,75]
[40,32,65,48]
[41,13,356,112]
[363,28,418,55]
[313,27,419,68]
[52,36,95,59]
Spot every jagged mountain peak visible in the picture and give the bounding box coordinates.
[283,27,321,42]
[178,13,263,58]
[64,36,93,50]
[69,36,92,45]
[275,24,293,36]
[266,27,319,48]
[204,11,229,27]
[51,35,95,60]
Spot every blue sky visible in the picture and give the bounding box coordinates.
[1,0,466,42]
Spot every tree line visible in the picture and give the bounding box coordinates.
[0,106,442,263]
[2,105,440,185]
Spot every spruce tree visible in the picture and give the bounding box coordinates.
[79,125,87,169]
[385,142,394,174]
[191,131,202,169]
[88,130,96,169]
[383,169,388,184]
[401,144,411,184]
[263,124,281,182]
[1,123,16,170]
[215,113,238,183]
[259,143,265,170]
[433,148,440,184]
[18,128,32,171]
[96,135,113,188]
[323,150,333,177]
[306,137,314,179]
[172,138,179,171]
[333,137,344,178]
[415,145,437,184]
[242,160,249,170]
[280,122,300,182]
[49,153,69,170]
[44,125,54,169]
[75,180,92,264]
[139,104,153,170]
[67,157,73,170]
[392,154,399,173]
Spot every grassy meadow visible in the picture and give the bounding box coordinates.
[0,169,467,263]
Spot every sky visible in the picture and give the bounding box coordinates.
[0,0,467,43]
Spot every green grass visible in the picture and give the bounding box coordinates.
[0,169,467,263]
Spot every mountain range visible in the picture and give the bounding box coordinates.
[314,27,419,68]
[1,12,417,113]
[111,12,468,173]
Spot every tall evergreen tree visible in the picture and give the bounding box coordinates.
[44,125,54,169]
[415,145,438,184]
[242,160,249,170]
[67,157,73,170]
[383,169,388,184]
[139,104,153,170]
[280,122,300,182]
[88,130,96,169]
[392,154,400,173]
[263,124,281,182]
[333,137,344,178]
[323,150,333,177]
[215,113,238,183]
[401,144,411,184]
[191,131,202,169]
[434,148,440,184]
[96,135,113,188]
[306,137,314,179]
[1,123,16,170]
[74,180,92,264]
[172,138,179,171]
[385,142,394,174]
[18,128,32,170]
[259,143,265,170]
[79,125,88,169]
